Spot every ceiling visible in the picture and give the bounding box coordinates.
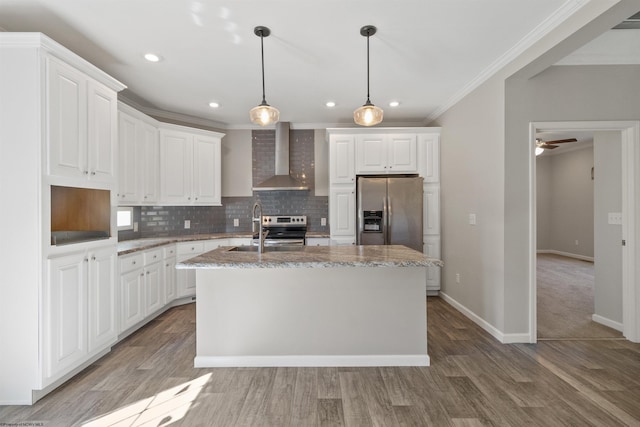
[0,0,617,129]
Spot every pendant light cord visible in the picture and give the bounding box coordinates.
[260,31,267,105]
[366,32,371,104]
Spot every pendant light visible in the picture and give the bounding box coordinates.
[250,26,280,126]
[354,25,383,126]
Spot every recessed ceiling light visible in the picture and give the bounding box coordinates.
[389,101,400,107]
[144,53,161,62]
[209,102,220,108]
[326,101,336,108]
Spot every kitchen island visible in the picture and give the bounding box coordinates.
[177,245,443,368]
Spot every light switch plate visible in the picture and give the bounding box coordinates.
[469,213,476,225]
[233,218,239,227]
[608,212,622,225]
[321,217,327,226]
[184,220,190,229]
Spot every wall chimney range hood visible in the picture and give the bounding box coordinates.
[252,122,309,191]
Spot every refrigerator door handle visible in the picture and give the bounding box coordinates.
[383,196,388,245]
[386,195,392,245]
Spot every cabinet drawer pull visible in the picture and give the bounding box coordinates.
[92,256,96,261]
[132,260,136,265]
[91,171,96,175]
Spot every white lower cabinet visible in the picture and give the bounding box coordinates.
[176,242,205,298]
[163,246,177,303]
[88,247,118,353]
[306,237,330,246]
[45,245,116,384]
[144,261,163,316]
[120,267,145,333]
[424,235,441,294]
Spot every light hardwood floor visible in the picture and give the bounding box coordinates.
[1,298,639,426]
[537,253,623,339]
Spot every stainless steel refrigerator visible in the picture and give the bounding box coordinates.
[357,176,423,252]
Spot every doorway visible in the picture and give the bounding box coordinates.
[528,120,640,343]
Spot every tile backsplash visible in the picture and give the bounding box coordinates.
[119,128,328,241]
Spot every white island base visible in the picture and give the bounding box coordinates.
[194,266,428,368]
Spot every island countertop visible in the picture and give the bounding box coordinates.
[177,244,443,269]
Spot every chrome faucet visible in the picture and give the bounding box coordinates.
[252,201,268,253]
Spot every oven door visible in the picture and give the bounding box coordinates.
[253,227,306,246]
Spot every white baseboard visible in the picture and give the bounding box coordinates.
[592,314,624,332]
[194,354,430,368]
[439,292,530,344]
[537,249,594,262]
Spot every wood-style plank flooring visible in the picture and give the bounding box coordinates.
[1,297,640,426]
[537,253,623,339]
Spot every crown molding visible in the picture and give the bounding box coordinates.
[425,0,592,123]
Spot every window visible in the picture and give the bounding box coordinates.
[117,207,134,231]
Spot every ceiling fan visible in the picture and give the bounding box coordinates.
[535,137,577,155]
[536,137,577,150]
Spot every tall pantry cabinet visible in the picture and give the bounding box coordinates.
[0,33,126,405]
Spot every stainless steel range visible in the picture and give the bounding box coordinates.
[253,215,307,246]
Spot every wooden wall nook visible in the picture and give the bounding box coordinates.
[51,186,110,233]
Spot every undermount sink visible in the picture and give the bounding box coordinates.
[226,245,305,252]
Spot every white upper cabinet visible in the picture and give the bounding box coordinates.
[192,134,221,205]
[117,105,159,205]
[355,134,417,174]
[418,133,440,183]
[329,135,356,184]
[159,125,223,206]
[47,56,117,184]
[118,112,140,203]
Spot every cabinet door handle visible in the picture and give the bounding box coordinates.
[166,263,169,267]
[146,271,150,275]
[132,260,136,265]
[84,258,89,262]
[91,171,96,175]
[153,255,157,259]
[92,256,96,261]
[83,171,89,175]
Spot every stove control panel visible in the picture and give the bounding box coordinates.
[262,215,307,226]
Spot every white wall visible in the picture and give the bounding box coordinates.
[594,131,622,324]
[221,129,252,197]
[431,0,636,340]
[537,146,595,258]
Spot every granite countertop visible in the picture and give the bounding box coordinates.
[117,232,331,255]
[177,245,444,269]
[117,233,252,255]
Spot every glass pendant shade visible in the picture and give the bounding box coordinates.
[354,101,384,126]
[535,146,544,156]
[250,102,280,126]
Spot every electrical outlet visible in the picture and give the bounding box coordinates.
[321,217,327,226]
[469,214,476,225]
[233,218,239,227]
[133,222,138,232]
[184,220,190,229]
[456,273,460,284]
[575,239,579,246]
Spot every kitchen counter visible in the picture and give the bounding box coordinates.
[178,244,443,269]
[117,232,330,255]
[117,233,253,255]
[188,244,441,368]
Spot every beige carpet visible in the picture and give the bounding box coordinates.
[537,253,622,340]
